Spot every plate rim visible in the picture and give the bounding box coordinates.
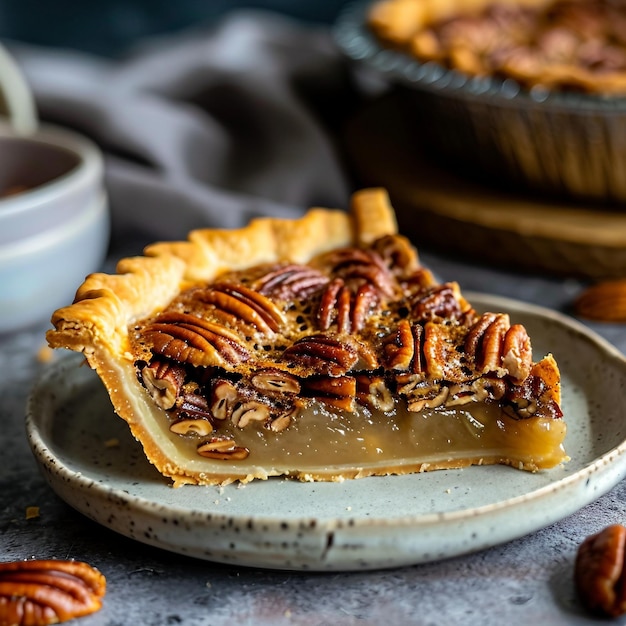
[26,292,626,568]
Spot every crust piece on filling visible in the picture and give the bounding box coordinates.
[46,188,567,487]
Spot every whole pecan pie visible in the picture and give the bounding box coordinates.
[369,0,626,94]
[46,189,567,486]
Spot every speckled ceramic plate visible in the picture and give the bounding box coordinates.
[26,294,626,571]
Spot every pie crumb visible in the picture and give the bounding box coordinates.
[25,506,40,520]
[36,344,53,363]
[104,438,120,448]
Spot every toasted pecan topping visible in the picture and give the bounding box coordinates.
[314,247,396,298]
[130,233,563,461]
[142,311,249,367]
[253,263,329,301]
[281,334,359,377]
[193,283,286,335]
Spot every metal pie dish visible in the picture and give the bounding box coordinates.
[335,0,626,205]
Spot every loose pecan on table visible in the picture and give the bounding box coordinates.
[573,279,626,322]
[0,559,105,626]
[575,524,626,618]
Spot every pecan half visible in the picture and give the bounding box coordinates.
[464,312,511,377]
[197,437,249,460]
[251,368,301,394]
[170,418,213,437]
[140,360,185,409]
[371,234,420,278]
[382,320,424,373]
[317,278,347,331]
[421,322,449,380]
[301,376,356,411]
[0,559,105,626]
[574,279,626,322]
[402,380,449,413]
[502,324,532,385]
[350,284,380,333]
[315,247,396,298]
[575,524,626,618]
[355,375,395,412]
[253,263,329,301]
[177,391,212,420]
[231,401,271,429]
[209,379,239,420]
[410,282,471,323]
[317,279,380,333]
[281,334,359,376]
[268,406,299,432]
[141,311,249,367]
[447,377,507,406]
[477,313,510,375]
[194,282,286,335]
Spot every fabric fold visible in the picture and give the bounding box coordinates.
[11,10,355,241]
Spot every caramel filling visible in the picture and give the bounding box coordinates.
[153,395,567,475]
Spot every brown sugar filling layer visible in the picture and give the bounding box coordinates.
[152,399,567,477]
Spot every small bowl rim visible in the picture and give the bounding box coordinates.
[334,0,626,113]
[0,122,104,221]
[0,191,108,262]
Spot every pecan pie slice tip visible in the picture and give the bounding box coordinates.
[47,188,567,487]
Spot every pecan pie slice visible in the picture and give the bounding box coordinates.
[46,189,567,486]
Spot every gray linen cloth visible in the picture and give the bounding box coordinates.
[12,10,354,243]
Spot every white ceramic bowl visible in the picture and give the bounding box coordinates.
[0,123,109,333]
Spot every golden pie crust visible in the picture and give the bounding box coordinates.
[368,0,626,94]
[47,189,567,486]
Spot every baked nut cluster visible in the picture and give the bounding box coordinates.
[369,0,626,94]
[131,231,563,462]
